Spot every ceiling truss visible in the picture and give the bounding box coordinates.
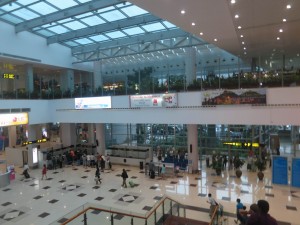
[72,31,207,63]
[15,0,124,33]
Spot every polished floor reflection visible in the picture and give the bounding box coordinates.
[0,141,299,225]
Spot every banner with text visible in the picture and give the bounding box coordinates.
[130,93,178,108]
[202,88,266,105]
[0,113,28,127]
[75,96,112,109]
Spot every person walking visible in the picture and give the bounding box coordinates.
[235,198,244,224]
[207,193,218,217]
[95,167,101,185]
[161,164,166,179]
[42,164,47,180]
[121,169,128,188]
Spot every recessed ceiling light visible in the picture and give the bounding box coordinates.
[282,18,287,22]
[231,0,236,4]
[240,35,244,38]
[244,52,247,55]
[192,22,196,26]
[277,37,280,40]
[238,26,242,29]
[243,47,246,50]
[286,4,291,9]
[214,38,218,42]
[235,14,239,18]
[297,53,299,57]
[199,32,203,35]
[242,41,245,45]
[279,29,283,32]
[181,10,185,14]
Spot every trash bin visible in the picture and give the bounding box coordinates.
[140,161,143,170]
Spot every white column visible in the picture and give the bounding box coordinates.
[185,47,196,86]
[26,64,34,93]
[60,123,76,147]
[95,123,105,155]
[60,69,74,92]
[93,61,103,90]
[88,123,95,144]
[8,126,16,147]
[187,124,199,172]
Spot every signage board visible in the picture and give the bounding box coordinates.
[75,96,112,109]
[0,113,28,127]
[130,93,177,108]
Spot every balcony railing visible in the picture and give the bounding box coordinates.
[49,195,218,225]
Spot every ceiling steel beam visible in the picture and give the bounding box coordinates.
[72,29,190,54]
[0,0,15,7]
[15,0,124,33]
[72,33,207,63]
[47,14,160,44]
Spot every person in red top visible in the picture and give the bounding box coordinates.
[246,200,278,225]
[42,164,47,180]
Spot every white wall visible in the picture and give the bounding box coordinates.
[1,87,300,126]
[0,100,50,124]
[0,21,92,71]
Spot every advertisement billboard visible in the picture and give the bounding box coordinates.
[75,96,112,109]
[130,93,177,108]
[0,113,28,127]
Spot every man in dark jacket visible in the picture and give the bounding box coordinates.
[246,200,278,225]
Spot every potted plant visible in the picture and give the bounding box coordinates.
[255,158,266,181]
[233,156,245,178]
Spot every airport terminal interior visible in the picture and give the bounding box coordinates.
[1,0,300,225]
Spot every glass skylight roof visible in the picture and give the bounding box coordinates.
[142,22,166,32]
[0,0,199,60]
[81,16,105,26]
[120,5,148,17]
[28,2,57,15]
[100,10,127,22]
[11,8,40,20]
[46,0,77,10]
[122,27,145,36]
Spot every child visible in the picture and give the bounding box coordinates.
[42,164,47,180]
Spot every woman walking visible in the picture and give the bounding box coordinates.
[42,164,47,180]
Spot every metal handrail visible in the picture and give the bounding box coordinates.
[60,195,183,225]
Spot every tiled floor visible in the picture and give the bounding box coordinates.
[0,140,300,225]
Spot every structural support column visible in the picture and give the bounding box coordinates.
[95,123,105,155]
[60,123,76,147]
[26,64,34,93]
[187,124,199,172]
[185,47,196,86]
[8,126,16,147]
[88,123,95,145]
[93,61,103,90]
[60,69,74,93]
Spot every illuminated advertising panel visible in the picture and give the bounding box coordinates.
[32,147,38,164]
[75,96,112,109]
[130,93,178,108]
[0,113,28,127]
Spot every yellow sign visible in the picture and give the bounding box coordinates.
[0,113,28,127]
[3,73,15,79]
[223,142,259,148]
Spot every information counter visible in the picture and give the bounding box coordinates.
[0,171,10,188]
[106,145,151,167]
